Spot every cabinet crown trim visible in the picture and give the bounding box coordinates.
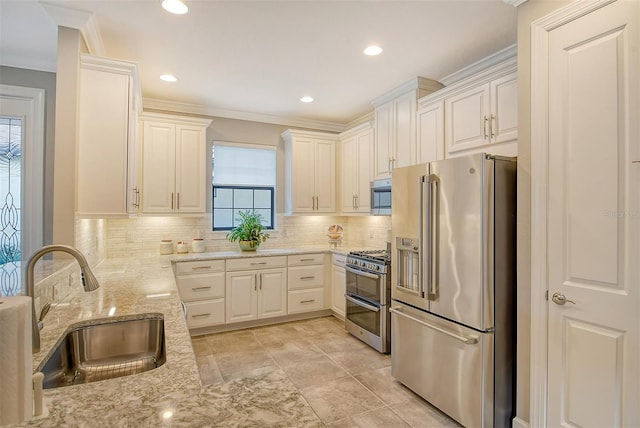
[140,111,212,127]
[80,53,142,111]
[439,44,517,87]
[338,121,373,139]
[371,76,443,107]
[281,129,339,142]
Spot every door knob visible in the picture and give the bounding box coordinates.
[552,292,576,305]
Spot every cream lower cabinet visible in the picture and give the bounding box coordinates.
[339,123,373,214]
[331,254,346,317]
[225,256,287,323]
[288,253,326,313]
[174,260,226,329]
[140,113,211,214]
[283,130,337,214]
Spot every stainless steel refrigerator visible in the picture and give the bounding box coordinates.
[390,153,516,428]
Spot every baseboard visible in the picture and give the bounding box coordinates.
[512,416,529,428]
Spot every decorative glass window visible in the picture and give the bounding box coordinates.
[0,117,22,297]
[212,144,276,231]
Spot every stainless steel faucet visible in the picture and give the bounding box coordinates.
[26,245,100,353]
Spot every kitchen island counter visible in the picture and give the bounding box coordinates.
[17,256,322,427]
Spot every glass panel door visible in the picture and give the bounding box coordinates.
[0,117,22,296]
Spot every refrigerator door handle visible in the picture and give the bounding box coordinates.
[390,306,478,345]
[426,174,439,300]
[419,176,428,298]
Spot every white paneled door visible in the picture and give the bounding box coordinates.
[545,1,639,426]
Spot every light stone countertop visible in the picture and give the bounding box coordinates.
[15,246,362,427]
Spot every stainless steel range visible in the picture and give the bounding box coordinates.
[345,249,391,353]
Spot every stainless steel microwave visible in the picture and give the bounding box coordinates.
[370,178,391,215]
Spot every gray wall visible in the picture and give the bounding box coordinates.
[0,65,56,246]
[515,0,571,424]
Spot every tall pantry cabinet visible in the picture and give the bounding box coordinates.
[77,54,141,217]
[139,113,212,214]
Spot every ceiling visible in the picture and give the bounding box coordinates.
[0,0,517,129]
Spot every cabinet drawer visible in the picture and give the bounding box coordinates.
[184,299,225,328]
[288,253,325,266]
[175,259,225,275]
[288,288,325,313]
[332,253,346,266]
[176,272,225,301]
[288,265,324,290]
[226,256,287,271]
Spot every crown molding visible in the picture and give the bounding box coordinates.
[80,54,141,111]
[39,2,105,56]
[142,98,347,133]
[439,44,517,87]
[371,76,443,107]
[503,0,528,6]
[344,110,374,130]
[139,111,212,127]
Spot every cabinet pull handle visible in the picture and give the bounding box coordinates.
[312,196,315,210]
[490,114,496,139]
[250,262,267,266]
[300,258,315,262]
[191,286,211,291]
[300,276,315,280]
[191,266,212,270]
[300,299,315,304]
[171,192,174,210]
[259,273,262,290]
[254,274,257,291]
[132,187,140,208]
[483,116,489,140]
[177,192,180,210]
[352,194,356,209]
[192,313,211,318]
[355,194,358,209]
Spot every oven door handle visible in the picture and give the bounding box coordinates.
[345,294,381,312]
[345,266,380,280]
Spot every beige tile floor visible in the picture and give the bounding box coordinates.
[191,316,460,427]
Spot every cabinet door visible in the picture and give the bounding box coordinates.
[257,268,287,318]
[374,101,393,179]
[314,140,336,212]
[393,91,417,169]
[142,121,176,213]
[77,67,131,216]
[290,138,316,212]
[331,264,346,317]
[175,125,205,213]
[226,271,257,323]
[444,83,491,157]
[355,130,373,213]
[417,101,444,164]
[341,135,358,213]
[490,73,518,145]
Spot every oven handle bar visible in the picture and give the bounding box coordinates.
[345,294,381,312]
[345,265,381,280]
[389,306,478,345]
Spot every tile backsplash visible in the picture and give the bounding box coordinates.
[104,214,391,258]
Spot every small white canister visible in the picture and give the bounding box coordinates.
[176,241,189,254]
[192,238,205,253]
[159,240,173,255]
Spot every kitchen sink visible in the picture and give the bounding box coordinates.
[38,314,166,389]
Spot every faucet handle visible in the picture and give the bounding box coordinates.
[37,302,51,330]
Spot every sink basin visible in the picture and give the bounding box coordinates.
[38,315,166,389]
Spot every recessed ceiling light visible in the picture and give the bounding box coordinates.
[300,96,314,103]
[160,74,177,82]
[364,45,383,56]
[162,0,188,15]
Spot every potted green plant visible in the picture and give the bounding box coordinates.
[226,210,270,251]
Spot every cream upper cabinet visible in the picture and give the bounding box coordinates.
[339,122,373,214]
[444,69,517,158]
[372,77,443,179]
[140,113,211,214]
[416,99,444,164]
[77,54,140,217]
[283,129,338,215]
